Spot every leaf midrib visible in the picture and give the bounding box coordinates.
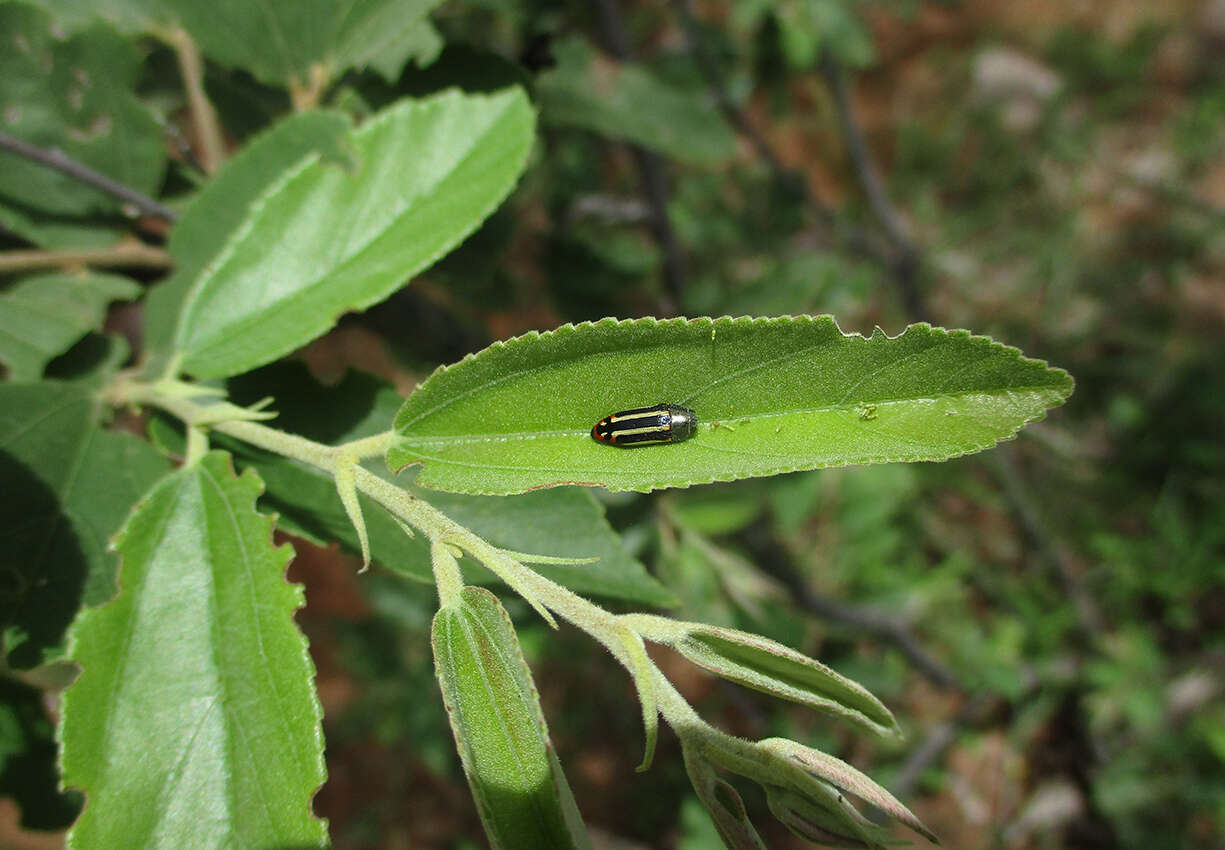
[398,385,1066,444]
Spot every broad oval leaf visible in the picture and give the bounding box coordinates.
[432,586,592,850]
[58,451,327,849]
[388,316,1074,494]
[174,87,534,379]
[143,110,353,377]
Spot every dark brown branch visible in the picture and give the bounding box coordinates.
[985,450,1106,641]
[0,131,178,223]
[589,0,686,313]
[739,521,963,692]
[817,53,927,322]
[670,0,896,285]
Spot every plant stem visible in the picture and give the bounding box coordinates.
[589,0,686,314]
[0,241,173,274]
[670,0,889,270]
[0,131,179,222]
[289,64,330,111]
[341,431,397,459]
[166,27,225,175]
[817,53,927,322]
[114,377,636,655]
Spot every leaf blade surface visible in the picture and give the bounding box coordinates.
[388,316,1074,494]
[59,452,327,849]
[175,88,534,379]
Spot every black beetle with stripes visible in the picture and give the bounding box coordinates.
[591,403,697,447]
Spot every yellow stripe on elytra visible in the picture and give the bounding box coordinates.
[612,424,669,436]
[609,410,662,424]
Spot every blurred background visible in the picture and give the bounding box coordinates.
[299,2,1225,847]
[5,1,1225,848]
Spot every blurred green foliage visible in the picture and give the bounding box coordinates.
[1,0,1222,847]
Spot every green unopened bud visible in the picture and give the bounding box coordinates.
[765,784,882,849]
[683,747,768,850]
[760,738,937,844]
[624,614,900,738]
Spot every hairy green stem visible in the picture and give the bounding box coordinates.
[113,376,641,667]
[109,375,755,775]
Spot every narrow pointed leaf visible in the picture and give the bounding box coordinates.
[613,626,659,772]
[683,748,768,850]
[175,88,534,379]
[626,614,899,738]
[432,586,592,850]
[389,315,1074,494]
[333,453,370,568]
[764,784,885,850]
[0,273,141,380]
[58,452,327,849]
[760,738,937,843]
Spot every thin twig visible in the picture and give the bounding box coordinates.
[739,522,963,692]
[0,242,172,274]
[165,27,225,174]
[891,695,988,800]
[984,449,1106,640]
[818,53,927,321]
[813,44,1109,650]
[670,0,893,275]
[0,131,178,222]
[589,0,686,313]
[1118,171,1225,221]
[818,54,911,254]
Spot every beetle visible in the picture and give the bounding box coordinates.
[591,403,697,447]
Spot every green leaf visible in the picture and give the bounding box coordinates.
[683,749,767,850]
[776,0,875,70]
[432,586,592,850]
[158,0,442,87]
[537,37,736,165]
[174,88,535,379]
[59,451,327,849]
[0,200,121,250]
[365,18,443,81]
[326,0,445,81]
[759,738,937,844]
[168,112,353,278]
[143,110,352,376]
[221,365,674,606]
[0,3,166,216]
[0,382,170,667]
[17,0,167,35]
[388,316,1075,495]
[626,615,900,738]
[0,272,141,380]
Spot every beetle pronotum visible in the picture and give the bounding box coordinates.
[591,403,697,447]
